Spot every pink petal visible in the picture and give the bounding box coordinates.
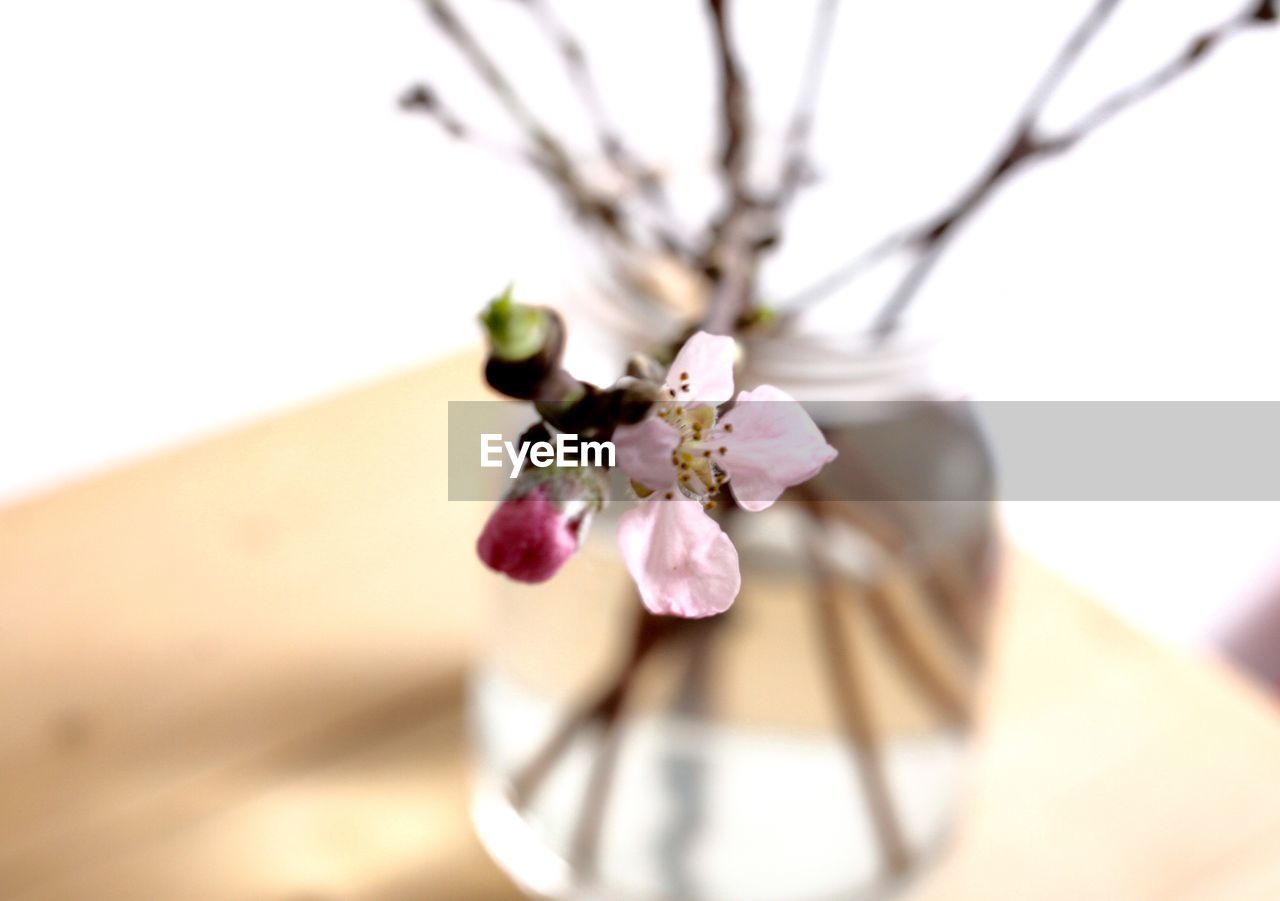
[716,384,838,512]
[613,415,680,491]
[666,331,736,405]
[618,496,741,618]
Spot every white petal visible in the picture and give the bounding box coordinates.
[618,497,741,618]
[717,384,838,512]
[613,415,680,491]
[666,332,736,405]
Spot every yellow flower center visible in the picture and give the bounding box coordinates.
[653,402,728,508]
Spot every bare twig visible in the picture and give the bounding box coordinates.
[415,0,633,241]
[509,0,693,258]
[418,0,550,152]
[704,0,840,330]
[1013,0,1122,133]
[511,0,652,188]
[706,0,751,209]
[513,0,626,158]
[771,0,841,211]
[701,207,773,334]
[1041,0,1275,155]
[783,0,1276,335]
[399,82,533,166]
[701,0,771,334]
[803,498,974,727]
[803,488,972,726]
[863,577,973,727]
[858,0,1123,337]
[779,226,915,315]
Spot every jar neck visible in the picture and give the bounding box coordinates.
[741,330,958,403]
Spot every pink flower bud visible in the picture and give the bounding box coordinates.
[476,482,583,583]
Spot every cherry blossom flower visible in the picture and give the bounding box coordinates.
[613,332,838,618]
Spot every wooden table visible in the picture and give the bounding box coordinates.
[2,351,1279,900]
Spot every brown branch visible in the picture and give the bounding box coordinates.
[1012,0,1122,134]
[771,0,841,211]
[865,578,973,727]
[806,535,912,876]
[419,0,546,148]
[399,82,532,166]
[778,227,914,319]
[512,0,625,159]
[803,491,972,726]
[415,0,633,242]
[782,0,1276,335]
[701,0,771,334]
[701,208,772,334]
[512,0,653,190]
[567,695,626,879]
[509,0,693,259]
[824,498,986,660]
[871,0,1274,339]
[1040,0,1275,156]
[706,0,751,208]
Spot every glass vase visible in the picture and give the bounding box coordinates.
[468,331,998,901]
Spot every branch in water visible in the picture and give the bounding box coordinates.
[509,608,680,809]
[805,528,912,876]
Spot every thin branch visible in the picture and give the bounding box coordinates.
[1040,0,1275,155]
[803,498,973,726]
[805,495,985,662]
[863,579,973,727]
[1012,0,1122,133]
[701,0,770,334]
[419,0,545,145]
[509,0,697,261]
[870,232,950,338]
[416,0,632,240]
[851,0,1123,335]
[771,0,841,210]
[871,0,1274,339]
[512,0,659,193]
[701,208,771,334]
[779,226,915,317]
[399,82,533,167]
[783,0,1276,334]
[568,692,627,879]
[706,0,752,209]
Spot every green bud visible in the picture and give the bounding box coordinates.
[479,285,549,361]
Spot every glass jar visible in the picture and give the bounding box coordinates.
[468,329,998,900]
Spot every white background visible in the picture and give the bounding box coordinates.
[1,0,1277,644]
